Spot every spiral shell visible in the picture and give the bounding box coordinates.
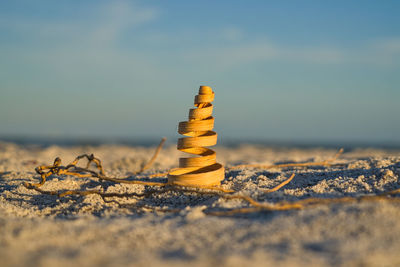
[168,86,225,186]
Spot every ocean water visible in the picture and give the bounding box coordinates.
[1,135,399,151]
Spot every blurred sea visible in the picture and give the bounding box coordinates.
[1,135,399,151]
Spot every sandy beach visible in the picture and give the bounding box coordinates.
[1,141,400,266]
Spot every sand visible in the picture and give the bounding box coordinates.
[1,141,400,266]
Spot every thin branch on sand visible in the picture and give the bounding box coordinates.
[229,148,344,170]
[23,144,400,216]
[134,137,166,174]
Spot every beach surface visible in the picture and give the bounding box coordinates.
[1,141,400,266]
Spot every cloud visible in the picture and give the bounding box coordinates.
[0,0,162,82]
[180,35,400,71]
[1,1,399,77]
[88,1,159,46]
[221,27,244,42]
[373,38,400,53]
[0,0,159,48]
[182,40,345,71]
[365,38,400,65]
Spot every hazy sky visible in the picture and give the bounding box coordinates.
[1,0,399,143]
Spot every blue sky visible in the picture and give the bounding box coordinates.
[0,0,399,144]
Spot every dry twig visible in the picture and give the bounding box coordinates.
[134,137,166,174]
[229,148,344,170]
[207,189,400,216]
[22,144,400,216]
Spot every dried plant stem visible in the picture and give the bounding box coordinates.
[24,166,297,214]
[134,137,166,174]
[263,173,295,193]
[96,176,167,187]
[24,165,400,216]
[24,182,233,202]
[229,148,344,170]
[22,144,400,216]
[25,138,167,188]
[148,172,169,178]
[207,188,400,216]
